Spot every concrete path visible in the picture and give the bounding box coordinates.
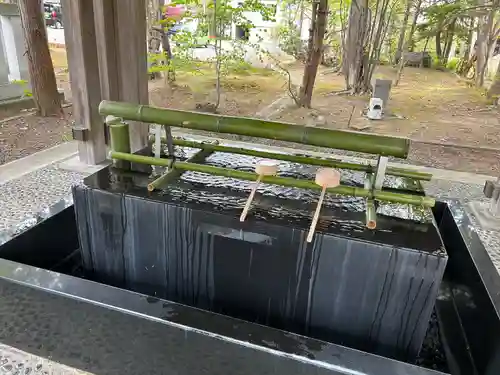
[0,142,77,185]
[47,27,65,47]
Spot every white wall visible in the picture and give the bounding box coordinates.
[487,55,500,80]
[0,3,30,100]
[231,0,279,43]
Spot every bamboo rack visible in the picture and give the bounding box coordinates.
[109,151,435,207]
[147,148,215,191]
[151,138,432,181]
[99,101,410,158]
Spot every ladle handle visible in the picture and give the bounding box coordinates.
[240,175,262,222]
[307,186,327,243]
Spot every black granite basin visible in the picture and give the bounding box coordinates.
[0,196,499,374]
[72,156,446,363]
[0,146,499,375]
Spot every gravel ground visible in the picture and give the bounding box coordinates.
[409,141,500,176]
[0,165,84,232]
[0,107,73,165]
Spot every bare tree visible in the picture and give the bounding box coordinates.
[18,0,62,116]
[342,0,393,94]
[476,0,500,87]
[407,0,423,52]
[342,0,370,93]
[456,17,475,78]
[442,18,456,62]
[487,59,500,99]
[298,0,328,107]
[394,0,411,64]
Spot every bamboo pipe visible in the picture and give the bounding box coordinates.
[108,152,435,206]
[108,152,435,207]
[156,138,432,181]
[100,101,410,158]
[108,117,131,169]
[107,116,130,153]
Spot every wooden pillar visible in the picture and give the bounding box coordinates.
[93,0,149,153]
[61,0,106,164]
[92,0,119,101]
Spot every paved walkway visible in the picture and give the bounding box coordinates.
[47,27,65,47]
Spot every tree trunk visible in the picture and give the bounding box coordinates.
[407,0,422,52]
[394,44,406,86]
[364,0,390,89]
[462,18,474,61]
[299,0,328,107]
[298,1,305,36]
[394,0,411,64]
[383,14,394,57]
[476,2,495,87]
[18,0,62,116]
[342,0,370,93]
[435,31,442,60]
[488,59,500,100]
[147,0,160,33]
[487,58,500,98]
[442,19,456,64]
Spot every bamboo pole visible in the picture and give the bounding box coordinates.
[172,161,435,206]
[109,152,435,206]
[156,138,432,181]
[100,100,410,158]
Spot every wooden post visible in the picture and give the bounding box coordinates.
[61,0,106,164]
[92,0,119,101]
[93,0,149,153]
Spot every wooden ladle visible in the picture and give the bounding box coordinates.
[240,160,278,222]
[306,168,341,243]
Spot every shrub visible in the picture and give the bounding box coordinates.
[446,57,459,71]
[277,25,306,61]
[432,56,446,71]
